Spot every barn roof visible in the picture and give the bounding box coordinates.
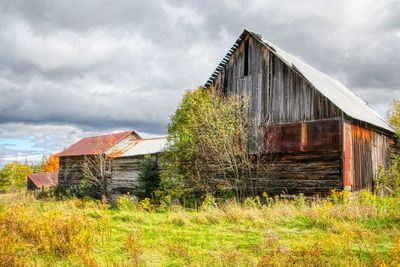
[109,137,168,158]
[59,130,140,157]
[28,172,58,188]
[205,29,394,133]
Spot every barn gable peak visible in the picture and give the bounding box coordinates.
[205,29,394,133]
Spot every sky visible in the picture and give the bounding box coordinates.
[0,0,399,167]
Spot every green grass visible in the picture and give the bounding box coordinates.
[0,192,400,266]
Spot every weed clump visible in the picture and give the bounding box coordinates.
[124,230,142,267]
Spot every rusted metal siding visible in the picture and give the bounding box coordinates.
[343,123,353,190]
[345,123,392,191]
[265,119,341,153]
[351,125,374,190]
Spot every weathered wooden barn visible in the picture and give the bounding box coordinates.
[27,172,58,190]
[58,131,140,191]
[205,29,397,195]
[58,130,167,198]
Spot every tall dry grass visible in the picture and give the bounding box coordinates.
[0,190,399,266]
[0,193,102,266]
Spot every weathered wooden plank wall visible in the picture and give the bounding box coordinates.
[246,151,342,196]
[59,155,112,197]
[214,35,342,129]
[58,156,86,189]
[110,155,160,199]
[59,154,161,199]
[350,124,391,191]
[109,156,142,198]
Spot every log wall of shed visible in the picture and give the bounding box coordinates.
[110,155,160,199]
[58,156,86,189]
[247,151,342,196]
[110,156,142,198]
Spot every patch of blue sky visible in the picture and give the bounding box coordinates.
[0,138,46,152]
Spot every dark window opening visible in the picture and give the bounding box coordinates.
[244,39,249,76]
[223,70,228,95]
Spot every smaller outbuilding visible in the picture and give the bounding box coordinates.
[57,130,168,199]
[58,130,141,190]
[109,137,168,198]
[27,172,58,190]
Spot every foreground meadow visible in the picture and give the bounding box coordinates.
[0,192,400,266]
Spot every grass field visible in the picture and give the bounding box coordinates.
[1,191,400,266]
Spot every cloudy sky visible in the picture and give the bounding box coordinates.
[0,0,399,166]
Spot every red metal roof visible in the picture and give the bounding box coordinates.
[59,130,140,157]
[28,172,58,188]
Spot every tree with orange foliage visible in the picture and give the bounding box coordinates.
[43,155,59,172]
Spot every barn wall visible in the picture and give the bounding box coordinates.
[110,156,142,198]
[59,155,112,197]
[251,151,342,196]
[110,155,159,199]
[27,179,38,190]
[58,154,161,199]
[348,123,392,191]
[58,156,86,189]
[265,119,342,153]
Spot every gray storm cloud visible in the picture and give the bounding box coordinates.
[0,0,399,164]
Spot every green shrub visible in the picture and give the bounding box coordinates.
[116,194,138,211]
[157,194,172,212]
[376,158,400,196]
[135,155,161,200]
[329,189,352,205]
[244,196,261,208]
[200,194,217,211]
[138,198,154,212]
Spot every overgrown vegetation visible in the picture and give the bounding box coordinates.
[388,99,400,136]
[81,154,111,199]
[161,87,271,204]
[377,99,400,195]
[0,154,59,192]
[1,191,400,266]
[134,155,161,200]
[0,162,32,191]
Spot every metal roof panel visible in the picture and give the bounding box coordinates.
[115,137,168,158]
[28,172,58,188]
[59,130,140,157]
